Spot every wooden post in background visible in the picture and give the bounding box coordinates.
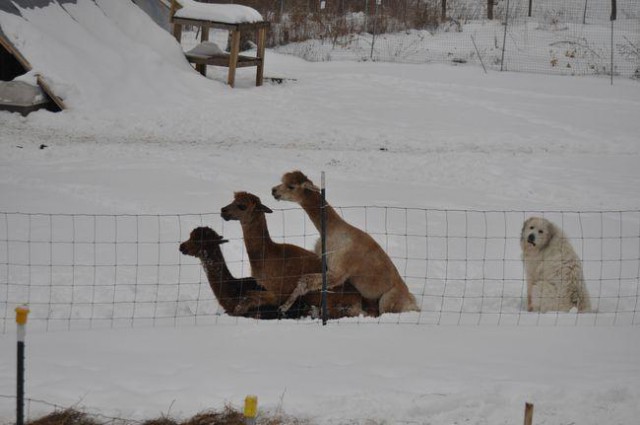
[524,403,534,425]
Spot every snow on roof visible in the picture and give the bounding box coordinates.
[174,0,263,24]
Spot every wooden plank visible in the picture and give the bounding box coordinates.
[255,27,266,86]
[195,26,210,75]
[171,17,268,32]
[227,30,241,87]
[36,74,66,110]
[172,22,182,42]
[0,32,32,72]
[1,33,65,110]
[185,55,261,68]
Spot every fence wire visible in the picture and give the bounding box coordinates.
[197,0,640,79]
[1,208,639,332]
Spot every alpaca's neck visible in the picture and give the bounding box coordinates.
[199,247,236,297]
[240,213,276,259]
[299,190,344,233]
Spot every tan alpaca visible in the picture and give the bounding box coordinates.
[272,171,420,314]
[220,191,369,318]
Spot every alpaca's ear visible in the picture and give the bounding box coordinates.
[302,181,320,193]
[217,238,229,245]
[257,203,273,214]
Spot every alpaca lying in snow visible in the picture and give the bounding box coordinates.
[272,171,420,315]
[179,226,310,319]
[221,191,374,319]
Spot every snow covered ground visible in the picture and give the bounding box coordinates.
[1,1,640,424]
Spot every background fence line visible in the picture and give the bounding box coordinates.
[1,208,639,332]
[183,0,640,79]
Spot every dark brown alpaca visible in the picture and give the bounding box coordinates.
[220,191,373,319]
[179,227,310,319]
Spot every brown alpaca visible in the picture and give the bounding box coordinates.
[272,171,421,314]
[220,191,371,318]
[179,227,311,319]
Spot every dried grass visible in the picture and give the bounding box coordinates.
[24,406,309,425]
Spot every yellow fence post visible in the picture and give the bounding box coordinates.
[244,395,258,425]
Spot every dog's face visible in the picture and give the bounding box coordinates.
[521,217,555,252]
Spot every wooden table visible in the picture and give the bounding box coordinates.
[171,16,268,87]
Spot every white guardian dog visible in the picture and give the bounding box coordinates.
[521,217,592,313]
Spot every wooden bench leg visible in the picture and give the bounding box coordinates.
[195,27,210,76]
[256,27,266,86]
[227,30,241,87]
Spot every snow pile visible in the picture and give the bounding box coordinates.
[0,0,213,111]
[175,0,263,24]
[186,41,226,58]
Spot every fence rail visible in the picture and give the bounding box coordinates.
[1,208,639,332]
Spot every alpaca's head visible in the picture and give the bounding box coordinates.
[179,227,228,258]
[220,191,273,223]
[271,171,320,203]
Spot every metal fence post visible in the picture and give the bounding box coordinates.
[16,305,30,425]
[610,0,617,85]
[500,0,511,71]
[370,0,380,60]
[321,171,328,325]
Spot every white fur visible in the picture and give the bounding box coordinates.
[521,217,592,313]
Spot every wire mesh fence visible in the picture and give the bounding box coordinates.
[1,208,639,332]
[197,0,640,79]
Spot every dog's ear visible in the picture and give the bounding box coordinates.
[545,220,557,242]
[257,203,273,214]
[521,218,533,242]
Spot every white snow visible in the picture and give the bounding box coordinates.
[186,41,226,58]
[0,0,639,424]
[174,0,263,24]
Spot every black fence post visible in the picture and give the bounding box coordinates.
[16,306,30,425]
[500,0,511,71]
[487,0,493,20]
[610,0,616,85]
[320,171,328,325]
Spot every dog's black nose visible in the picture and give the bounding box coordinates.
[527,233,535,243]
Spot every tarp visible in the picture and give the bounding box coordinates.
[132,0,171,31]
